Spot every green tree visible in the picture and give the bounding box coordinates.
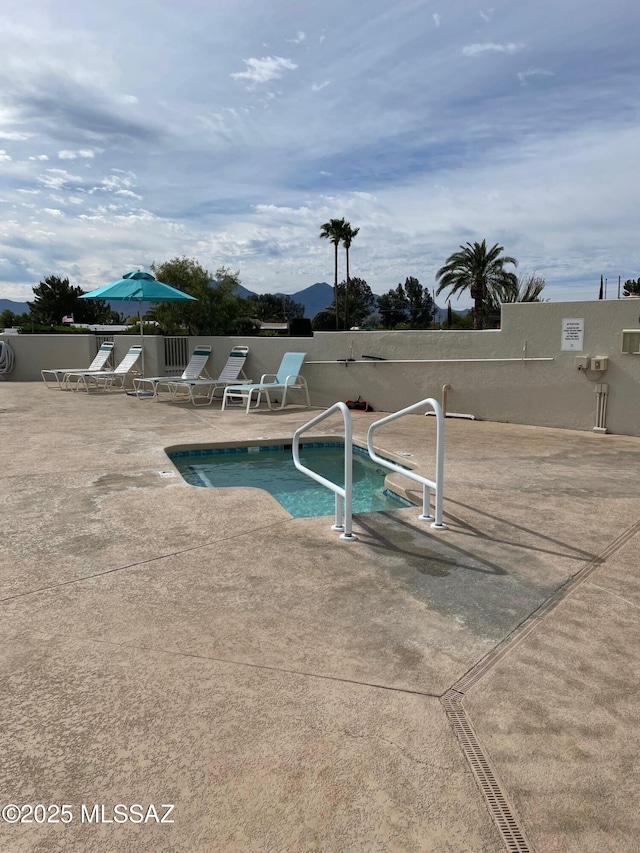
[320,217,347,330]
[312,277,375,330]
[0,309,28,328]
[623,278,640,297]
[150,258,247,335]
[377,284,408,329]
[27,275,111,325]
[377,278,435,329]
[244,293,304,322]
[310,310,335,331]
[341,222,359,329]
[404,277,435,328]
[435,240,518,330]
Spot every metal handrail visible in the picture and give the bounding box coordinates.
[367,398,447,530]
[292,402,357,541]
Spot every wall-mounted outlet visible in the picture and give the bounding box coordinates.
[590,357,608,371]
[575,356,590,371]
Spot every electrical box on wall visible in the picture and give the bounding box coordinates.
[621,330,640,354]
[590,357,608,371]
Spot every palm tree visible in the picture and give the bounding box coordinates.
[435,240,518,330]
[342,222,359,329]
[501,273,546,302]
[320,218,347,329]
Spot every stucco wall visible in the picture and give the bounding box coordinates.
[0,334,165,384]
[201,300,640,436]
[3,300,640,435]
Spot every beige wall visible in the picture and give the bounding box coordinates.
[0,334,95,382]
[3,300,640,435]
[0,334,164,383]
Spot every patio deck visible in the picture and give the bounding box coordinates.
[1,382,639,852]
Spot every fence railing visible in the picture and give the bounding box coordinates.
[94,335,114,366]
[163,336,190,376]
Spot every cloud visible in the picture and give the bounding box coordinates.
[433,13,441,28]
[29,154,50,161]
[58,148,104,159]
[462,43,525,57]
[311,81,330,92]
[0,131,31,141]
[286,31,306,44]
[517,69,555,85]
[231,56,298,85]
[36,169,83,190]
[0,150,12,161]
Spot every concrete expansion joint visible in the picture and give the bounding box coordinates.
[438,517,640,853]
[0,519,300,605]
[585,580,640,612]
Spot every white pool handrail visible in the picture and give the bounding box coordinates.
[367,398,447,530]
[292,402,357,541]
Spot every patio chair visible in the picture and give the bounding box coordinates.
[167,346,250,407]
[131,345,212,399]
[41,342,114,389]
[221,351,310,414]
[63,344,143,392]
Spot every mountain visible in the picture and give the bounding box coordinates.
[234,284,257,300]
[275,282,333,319]
[0,299,29,315]
[432,304,471,323]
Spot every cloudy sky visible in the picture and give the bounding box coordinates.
[1,0,639,307]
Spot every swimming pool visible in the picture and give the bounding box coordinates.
[168,442,412,518]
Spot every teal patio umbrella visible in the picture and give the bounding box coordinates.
[80,271,197,380]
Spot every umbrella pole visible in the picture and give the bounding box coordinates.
[138,297,145,378]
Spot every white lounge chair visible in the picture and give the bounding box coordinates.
[131,345,212,399]
[221,351,309,414]
[167,346,250,406]
[63,344,142,392]
[41,342,114,389]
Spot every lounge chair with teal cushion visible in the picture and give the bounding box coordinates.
[168,346,250,406]
[221,351,309,414]
[131,345,212,399]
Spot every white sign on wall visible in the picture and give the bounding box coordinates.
[561,318,585,351]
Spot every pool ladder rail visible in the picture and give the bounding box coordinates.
[293,402,357,540]
[292,398,447,541]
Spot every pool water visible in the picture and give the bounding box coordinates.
[168,443,411,518]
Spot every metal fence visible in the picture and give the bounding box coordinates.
[94,335,115,367]
[163,336,190,375]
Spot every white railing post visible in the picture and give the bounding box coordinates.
[292,402,357,541]
[367,398,447,530]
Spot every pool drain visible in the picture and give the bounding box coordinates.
[442,688,532,852]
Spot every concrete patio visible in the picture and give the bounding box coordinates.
[1,381,639,852]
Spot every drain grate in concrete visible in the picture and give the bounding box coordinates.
[442,689,532,853]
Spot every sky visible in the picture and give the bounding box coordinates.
[1,0,639,307]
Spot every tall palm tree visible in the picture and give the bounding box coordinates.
[435,240,518,330]
[342,222,359,329]
[320,218,347,329]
